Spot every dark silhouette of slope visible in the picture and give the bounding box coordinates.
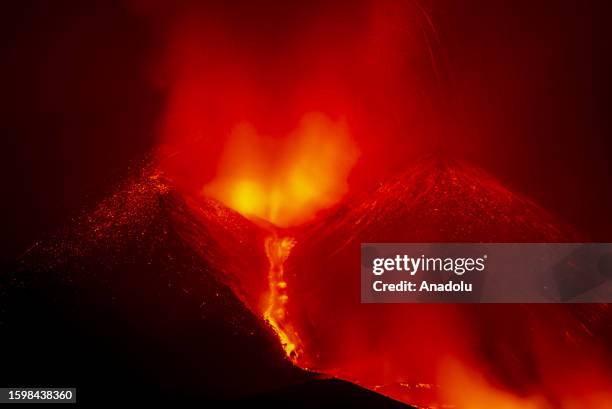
[1,166,300,403]
[0,164,414,407]
[240,378,409,408]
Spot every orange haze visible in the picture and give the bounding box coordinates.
[203,112,358,227]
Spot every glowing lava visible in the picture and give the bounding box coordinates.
[263,235,302,362]
[203,112,359,227]
[199,112,358,364]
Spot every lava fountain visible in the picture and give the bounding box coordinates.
[202,112,359,228]
[202,112,359,364]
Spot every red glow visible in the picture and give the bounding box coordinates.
[203,112,358,227]
[132,1,612,407]
[149,0,432,195]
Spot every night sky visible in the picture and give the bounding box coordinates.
[1,0,609,261]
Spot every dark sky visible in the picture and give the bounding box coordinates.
[1,1,162,259]
[1,0,609,260]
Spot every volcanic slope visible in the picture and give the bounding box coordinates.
[0,164,412,408]
[283,155,611,407]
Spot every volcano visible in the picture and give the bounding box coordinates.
[292,155,582,244]
[282,156,611,407]
[1,156,610,407]
[0,163,410,407]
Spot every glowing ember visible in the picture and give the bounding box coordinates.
[203,112,359,227]
[263,235,302,362]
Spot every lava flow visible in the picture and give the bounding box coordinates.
[201,112,358,364]
[263,235,302,362]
